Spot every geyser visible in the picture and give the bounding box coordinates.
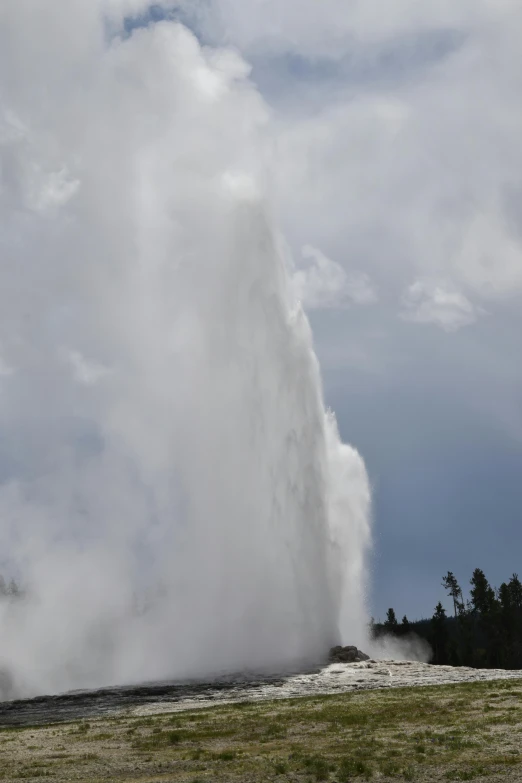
[0,3,371,699]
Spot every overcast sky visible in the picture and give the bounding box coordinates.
[131,0,522,622]
[2,1,522,629]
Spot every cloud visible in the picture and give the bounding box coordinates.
[292,245,377,310]
[67,351,111,386]
[200,0,481,58]
[238,1,522,331]
[400,279,479,332]
[455,209,522,298]
[99,2,522,315]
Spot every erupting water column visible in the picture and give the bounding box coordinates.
[0,7,371,698]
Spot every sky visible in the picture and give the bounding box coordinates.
[2,0,522,633]
[124,0,522,622]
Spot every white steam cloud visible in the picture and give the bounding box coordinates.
[292,245,377,310]
[400,279,479,332]
[0,3,371,698]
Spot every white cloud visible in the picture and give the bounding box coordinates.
[251,1,522,326]
[202,0,481,57]
[93,1,522,320]
[292,245,377,310]
[400,279,479,332]
[455,209,522,298]
[67,351,111,386]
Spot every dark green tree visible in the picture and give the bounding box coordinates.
[469,568,500,667]
[508,574,522,609]
[442,571,475,665]
[499,581,516,667]
[384,608,398,633]
[470,568,496,615]
[431,602,448,664]
[442,571,464,617]
[503,574,522,667]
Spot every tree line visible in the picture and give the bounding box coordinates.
[372,569,522,669]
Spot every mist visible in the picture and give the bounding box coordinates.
[0,2,371,699]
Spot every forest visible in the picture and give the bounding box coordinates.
[373,569,522,669]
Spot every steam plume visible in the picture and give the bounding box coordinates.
[0,3,371,698]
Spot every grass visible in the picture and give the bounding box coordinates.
[0,678,522,781]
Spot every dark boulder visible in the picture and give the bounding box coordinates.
[329,645,370,663]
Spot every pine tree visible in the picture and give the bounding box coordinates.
[442,571,473,665]
[431,602,448,665]
[499,581,516,667]
[469,568,496,615]
[508,574,522,610]
[507,574,522,667]
[442,572,464,617]
[469,568,500,667]
[384,608,398,634]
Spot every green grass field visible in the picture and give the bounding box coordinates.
[1,678,522,782]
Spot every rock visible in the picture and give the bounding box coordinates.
[329,645,370,664]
